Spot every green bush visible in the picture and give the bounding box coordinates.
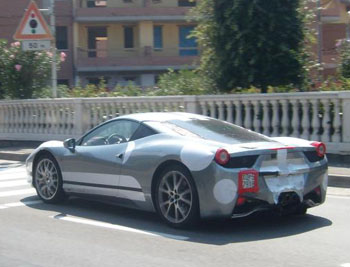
[152,69,211,96]
[0,39,64,99]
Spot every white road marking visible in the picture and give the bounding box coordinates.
[0,167,26,174]
[327,195,350,200]
[0,180,28,188]
[52,214,189,241]
[340,263,350,267]
[0,172,27,181]
[0,200,42,210]
[0,188,36,197]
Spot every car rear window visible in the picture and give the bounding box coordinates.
[146,117,272,144]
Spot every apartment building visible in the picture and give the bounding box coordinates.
[73,0,198,87]
[0,0,349,88]
[0,0,198,88]
[321,0,350,76]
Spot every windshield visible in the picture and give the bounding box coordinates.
[145,117,272,144]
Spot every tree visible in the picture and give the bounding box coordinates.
[193,0,306,93]
[0,40,65,99]
[337,39,350,78]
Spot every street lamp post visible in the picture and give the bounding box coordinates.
[50,0,57,98]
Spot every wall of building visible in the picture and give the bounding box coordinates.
[76,21,196,57]
[78,0,196,8]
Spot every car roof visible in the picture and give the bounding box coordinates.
[117,112,208,122]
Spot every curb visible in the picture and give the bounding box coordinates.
[328,174,350,188]
[0,152,29,162]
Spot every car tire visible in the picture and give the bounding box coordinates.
[155,164,199,228]
[295,205,307,215]
[33,153,65,204]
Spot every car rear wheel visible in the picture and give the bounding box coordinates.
[155,165,199,228]
[33,154,65,203]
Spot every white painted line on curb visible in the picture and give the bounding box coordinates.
[52,214,189,241]
[0,200,42,210]
[329,174,350,177]
[327,195,350,200]
[0,188,36,197]
[0,180,28,188]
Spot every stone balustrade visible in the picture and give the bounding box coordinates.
[1,92,350,154]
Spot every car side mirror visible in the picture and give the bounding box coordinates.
[64,138,76,151]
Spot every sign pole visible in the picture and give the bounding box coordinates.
[50,0,57,98]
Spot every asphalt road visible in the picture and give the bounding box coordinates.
[1,161,350,267]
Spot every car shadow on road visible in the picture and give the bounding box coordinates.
[21,195,332,246]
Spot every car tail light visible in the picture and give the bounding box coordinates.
[314,186,321,196]
[238,170,259,194]
[311,142,326,157]
[215,148,230,165]
[236,196,246,206]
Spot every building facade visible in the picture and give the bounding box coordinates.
[0,0,349,88]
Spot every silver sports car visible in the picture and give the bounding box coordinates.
[26,112,328,228]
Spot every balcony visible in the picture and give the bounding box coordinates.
[75,0,193,22]
[76,47,199,72]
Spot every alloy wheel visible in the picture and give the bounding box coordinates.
[158,170,193,224]
[35,158,59,200]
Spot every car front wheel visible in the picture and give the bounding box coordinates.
[33,154,65,203]
[155,165,199,228]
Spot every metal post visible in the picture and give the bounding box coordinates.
[317,0,323,81]
[50,0,57,98]
[347,9,350,41]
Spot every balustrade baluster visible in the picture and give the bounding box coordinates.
[262,100,270,135]
[11,105,17,134]
[252,100,260,133]
[225,101,233,123]
[271,101,279,137]
[26,104,30,133]
[209,102,216,118]
[3,105,8,133]
[18,103,24,134]
[310,99,320,141]
[200,102,207,116]
[218,101,224,121]
[136,102,142,114]
[234,101,242,126]
[280,100,289,136]
[291,100,300,137]
[300,99,310,140]
[321,99,331,142]
[333,99,341,142]
[243,101,252,130]
[32,104,38,134]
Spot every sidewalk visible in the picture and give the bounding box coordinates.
[0,145,349,188]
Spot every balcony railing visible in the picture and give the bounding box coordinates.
[76,47,199,70]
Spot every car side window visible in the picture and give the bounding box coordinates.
[81,120,139,146]
[130,123,157,141]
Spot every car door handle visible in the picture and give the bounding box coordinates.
[116,153,124,159]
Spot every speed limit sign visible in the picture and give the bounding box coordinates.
[22,40,51,51]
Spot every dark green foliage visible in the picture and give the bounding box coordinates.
[193,0,306,93]
[338,39,350,78]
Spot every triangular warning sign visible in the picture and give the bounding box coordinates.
[13,0,53,40]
